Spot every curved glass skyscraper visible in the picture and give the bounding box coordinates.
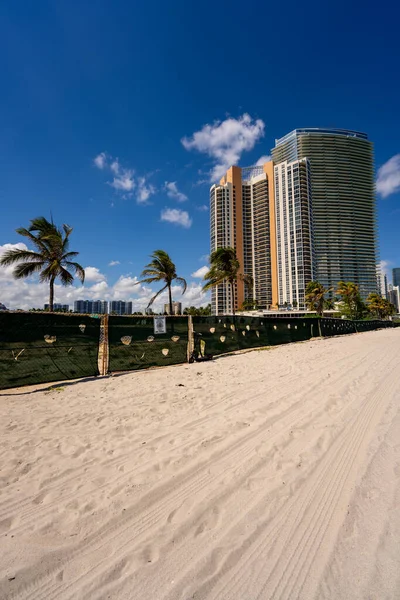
[272,129,378,298]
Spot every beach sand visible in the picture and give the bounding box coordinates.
[0,328,399,600]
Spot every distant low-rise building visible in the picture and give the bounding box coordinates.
[110,300,132,315]
[74,300,91,314]
[73,300,109,314]
[92,300,108,314]
[164,301,182,315]
[44,303,69,312]
[388,286,400,312]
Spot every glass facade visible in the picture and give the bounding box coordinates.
[393,268,400,288]
[272,129,378,298]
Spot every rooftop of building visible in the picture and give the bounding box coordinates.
[275,128,369,146]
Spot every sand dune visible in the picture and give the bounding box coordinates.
[0,328,399,599]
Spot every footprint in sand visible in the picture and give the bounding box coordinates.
[0,516,16,533]
[32,490,52,505]
[194,506,221,537]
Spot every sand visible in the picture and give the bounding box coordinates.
[0,328,399,600]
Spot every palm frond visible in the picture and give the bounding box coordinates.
[0,249,43,266]
[140,268,164,278]
[175,276,187,294]
[203,275,226,292]
[143,250,176,280]
[57,266,74,286]
[13,262,45,279]
[147,284,168,309]
[7,217,83,304]
[63,224,73,238]
[39,263,60,282]
[138,274,164,285]
[28,217,56,233]
[15,228,50,253]
[64,261,85,283]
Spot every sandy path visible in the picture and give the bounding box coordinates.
[0,328,399,600]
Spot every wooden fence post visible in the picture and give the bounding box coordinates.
[187,315,194,362]
[98,315,109,376]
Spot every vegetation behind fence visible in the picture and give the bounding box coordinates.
[0,312,398,390]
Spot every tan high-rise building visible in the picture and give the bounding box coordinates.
[209,159,315,315]
[210,162,278,314]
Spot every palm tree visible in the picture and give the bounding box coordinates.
[305,281,331,317]
[0,216,85,311]
[138,250,187,314]
[366,293,396,319]
[183,304,212,316]
[336,281,360,319]
[202,247,252,316]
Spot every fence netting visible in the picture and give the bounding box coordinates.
[320,318,394,336]
[320,319,357,336]
[192,316,321,357]
[1,312,398,390]
[0,312,100,390]
[108,316,188,372]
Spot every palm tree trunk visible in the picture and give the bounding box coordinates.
[230,280,235,317]
[168,283,173,316]
[168,282,175,334]
[49,276,55,312]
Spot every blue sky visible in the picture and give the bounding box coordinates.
[1,0,399,309]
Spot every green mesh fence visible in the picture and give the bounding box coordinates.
[0,313,100,390]
[320,319,357,336]
[355,320,390,333]
[108,316,188,372]
[1,312,396,390]
[321,318,394,336]
[192,316,320,356]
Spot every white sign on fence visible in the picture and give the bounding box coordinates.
[154,316,166,334]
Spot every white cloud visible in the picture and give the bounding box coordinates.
[1,243,210,311]
[108,260,120,266]
[94,152,107,169]
[137,177,156,204]
[255,154,271,165]
[378,260,391,278]
[182,113,265,182]
[196,204,209,211]
[376,154,400,198]
[164,181,188,202]
[84,266,107,283]
[94,152,156,203]
[160,208,192,228]
[110,159,120,175]
[173,282,210,308]
[0,243,30,281]
[0,244,209,311]
[191,266,208,278]
[110,169,135,192]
